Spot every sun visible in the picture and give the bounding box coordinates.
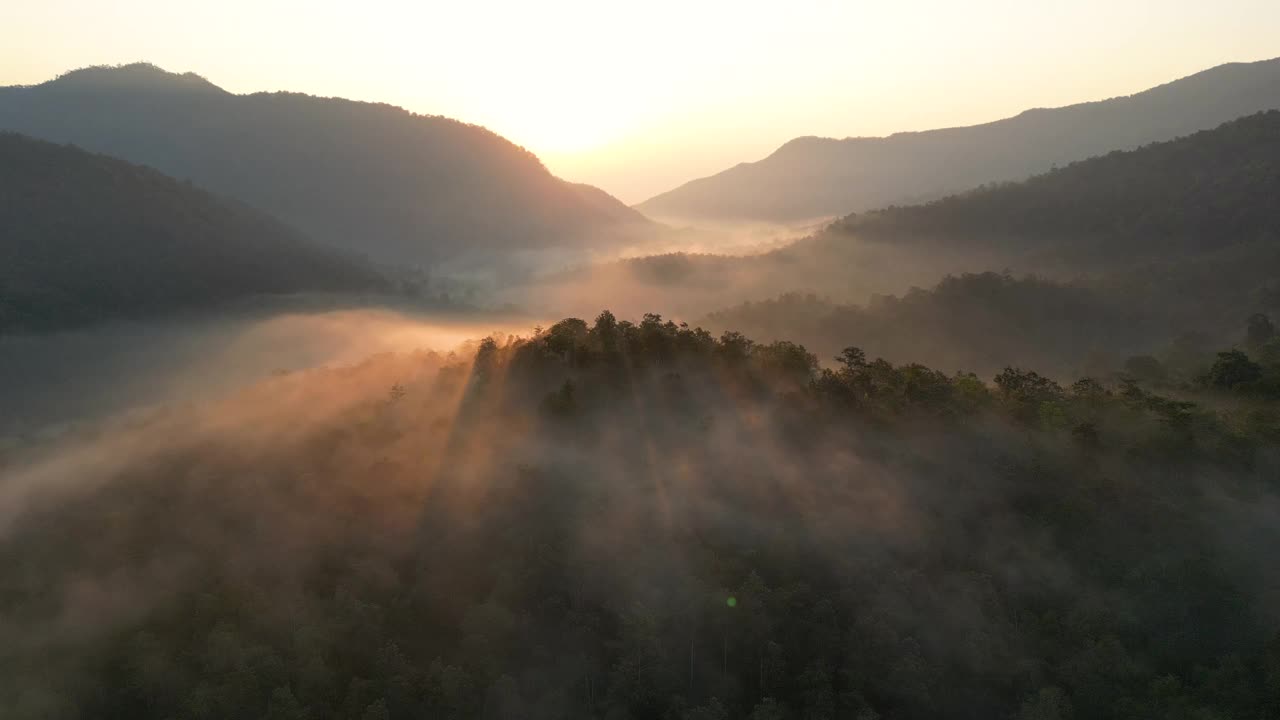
[479,79,646,157]
[504,109,624,156]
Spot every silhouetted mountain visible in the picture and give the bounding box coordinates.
[825,110,1280,266]
[638,57,1280,224]
[0,64,653,265]
[0,133,385,332]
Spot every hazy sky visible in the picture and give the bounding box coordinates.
[3,0,1278,203]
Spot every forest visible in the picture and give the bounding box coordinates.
[673,112,1280,374]
[701,273,1151,376]
[5,312,1280,720]
[5,50,1280,720]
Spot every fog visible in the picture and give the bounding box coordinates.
[0,307,535,436]
[5,40,1280,720]
[498,231,1014,323]
[0,307,539,548]
[3,309,1279,719]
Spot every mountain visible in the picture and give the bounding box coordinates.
[696,112,1280,373]
[0,63,652,265]
[0,132,384,332]
[638,57,1280,224]
[520,110,1280,358]
[825,110,1280,265]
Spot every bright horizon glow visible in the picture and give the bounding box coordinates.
[3,0,1278,203]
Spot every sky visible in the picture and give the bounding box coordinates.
[2,0,1278,203]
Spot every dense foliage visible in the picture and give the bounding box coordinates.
[703,272,1155,376]
[5,314,1280,720]
[0,63,651,264]
[0,133,385,332]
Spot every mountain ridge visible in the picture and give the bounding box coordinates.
[0,63,653,265]
[38,62,226,94]
[638,57,1280,223]
[822,109,1280,257]
[0,131,385,332]
[689,111,1280,373]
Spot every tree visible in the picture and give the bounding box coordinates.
[1070,377,1108,402]
[1204,350,1263,389]
[836,347,868,371]
[545,318,589,358]
[474,337,500,380]
[717,331,755,366]
[592,310,619,352]
[754,341,819,383]
[995,367,1064,424]
[995,368,1063,401]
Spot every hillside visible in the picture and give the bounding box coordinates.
[703,273,1156,376]
[0,64,653,265]
[0,133,384,332]
[638,57,1280,224]
[826,110,1280,259]
[696,113,1280,371]
[6,313,1280,719]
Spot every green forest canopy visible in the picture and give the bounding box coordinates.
[5,313,1280,719]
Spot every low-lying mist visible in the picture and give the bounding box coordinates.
[498,231,1012,322]
[0,307,535,436]
[4,312,1280,719]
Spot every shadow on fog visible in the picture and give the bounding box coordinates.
[0,305,535,437]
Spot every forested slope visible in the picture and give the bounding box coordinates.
[5,313,1280,719]
[0,133,384,332]
[826,110,1280,263]
[701,112,1280,371]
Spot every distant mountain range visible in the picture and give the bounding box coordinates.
[822,110,1280,265]
[0,133,384,333]
[638,57,1280,225]
[0,63,652,265]
[697,111,1280,372]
